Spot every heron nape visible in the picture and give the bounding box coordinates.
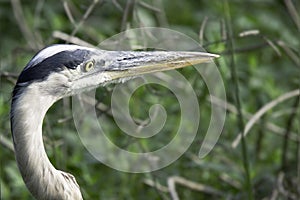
[10,44,218,199]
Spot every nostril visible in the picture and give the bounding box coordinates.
[98,59,106,66]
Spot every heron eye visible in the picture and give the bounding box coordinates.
[83,60,95,72]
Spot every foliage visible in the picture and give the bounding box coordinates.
[1,0,299,199]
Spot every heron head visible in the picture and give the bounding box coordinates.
[14,44,218,100]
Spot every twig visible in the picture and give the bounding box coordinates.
[262,36,281,56]
[209,96,300,142]
[121,0,136,32]
[0,71,18,84]
[52,31,95,47]
[232,89,300,148]
[239,29,260,37]
[152,0,169,27]
[254,103,265,158]
[219,173,242,189]
[0,71,19,78]
[0,135,14,152]
[57,116,73,123]
[298,138,300,197]
[168,177,179,200]
[224,1,253,198]
[205,31,296,60]
[220,18,226,41]
[10,0,42,50]
[221,42,269,55]
[138,1,161,13]
[33,0,45,44]
[63,0,76,26]
[277,172,298,199]
[111,0,123,12]
[270,188,279,200]
[167,176,224,200]
[277,40,300,67]
[199,16,208,46]
[270,189,279,200]
[277,173,287,198]
[281,95,300,170]
[144,179,169,193]
[70,0,102,37]
[298,105,300,196]
[77,93,112,116]
[284,0,300,31]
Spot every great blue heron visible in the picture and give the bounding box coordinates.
[10,44,217,199]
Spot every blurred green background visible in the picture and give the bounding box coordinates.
[1,0,299,199]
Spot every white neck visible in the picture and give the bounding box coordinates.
[11,84,82,200]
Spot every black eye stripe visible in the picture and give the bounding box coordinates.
[17,50,90,84]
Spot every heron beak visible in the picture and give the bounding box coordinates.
[95,50,219,82]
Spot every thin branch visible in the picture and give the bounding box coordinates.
[52,31,95,47]
[152,0,169,27]
[10,0,42,49]
[111,0,123,12]
[63,0,76,26]
[277,40,300,67]
[277,172,298,199]
[167,176,224,200]
[0,135,14,152]
[298,137,300,197]
[143,176,169,200]
[70,0,102,37]
[138,1,161,13]
[144,179,169,193]
[232,89,300,148]
[199,16,208,46]
[224,1,253,198]
[277,173,288,198]
[281,96,300,170]
[77,93,112,116]
[205,31,295,59]
[121,0,136,32]
[220,18,226,41]
[263,36,281,56]
[57,116,73,123]
[32,0,45,45]
[284,0,300,31]
[168,176,179,200]
[220,173,242,189]
[0,71,18,85]
[220,42,269,55]
[238,29,260,37]
[298,101,300,196]
[270,189,279,200]
[0,71,19,79]
[209,96,300,142]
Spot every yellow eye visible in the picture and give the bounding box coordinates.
[83,60,94,72]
